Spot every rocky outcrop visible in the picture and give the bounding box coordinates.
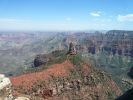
[67,42,77,55]
[128,66,133,78]
[33,50,66,67]
[0,74,13,100]
[15,97,30,100]
[34,42,77,68]
[34,54,51,67]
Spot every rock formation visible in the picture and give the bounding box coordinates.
[128,66,133,78]
[0,74,13,100]
[10,51,122,99]
[67,42,77,55]
[33,50,66,67]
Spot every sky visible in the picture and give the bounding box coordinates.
[0,0,133,31]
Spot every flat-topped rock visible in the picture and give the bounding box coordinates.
[15,97,30,100]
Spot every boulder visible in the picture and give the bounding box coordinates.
[0,74,13,100]
[15,97,30,100]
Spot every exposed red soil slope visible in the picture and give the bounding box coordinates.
[10,60,73,90]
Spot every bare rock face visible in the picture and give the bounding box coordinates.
[67,42,77,55]
[34,54,50,67]
[33,50,66,67]
[129,66,133,78]
[15,97,30,100]
[0,74,13,100]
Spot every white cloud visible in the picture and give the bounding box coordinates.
[117,14,133,22]
[90,11,101,17]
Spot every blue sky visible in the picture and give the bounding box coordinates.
[0,0,133,31]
